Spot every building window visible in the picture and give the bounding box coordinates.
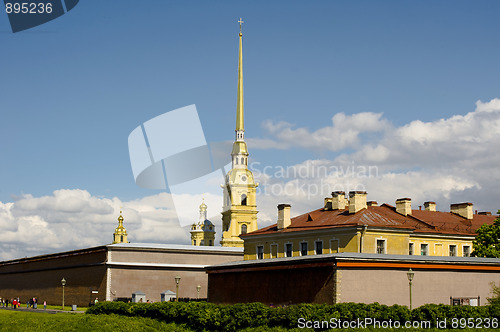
[285,243,293,257]
[193,239,196,246]
[200,240,204,246]
[421,244,428,256]
[449,245,457,257]
[409,243,414,255]
[241,224,247,234]
[257,246,264,260]
[315,241,323,255]
[271,244,278,258]
[241,157,244,165]
[241,194,247,205]
[120,235,123,242]
[300,242,308,256]
[330,239,339,253]
[209,240,212,246]
[376,239,386,254]
[463,245,470,257]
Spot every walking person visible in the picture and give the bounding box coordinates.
[43,300,46,310]
[34,297,38,309]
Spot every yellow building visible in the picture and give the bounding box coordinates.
[112,211,129,244]
[220,21,258,247]
[241,191,497,260]
[190,200,216,246]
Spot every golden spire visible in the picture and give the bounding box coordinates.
[236,18,244,132]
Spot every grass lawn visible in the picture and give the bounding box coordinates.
[0,310,192,331]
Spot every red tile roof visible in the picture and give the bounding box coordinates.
[242,204,497,237]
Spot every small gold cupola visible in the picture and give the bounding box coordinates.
[191,199,216,246]
[113,211,129,244]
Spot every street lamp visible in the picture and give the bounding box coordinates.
[61,277,66,310]
[407,268,414,310]
[196,285,201,299]
[175,275,181,302]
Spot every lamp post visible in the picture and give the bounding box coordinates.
[196,285,201,299]
[407,268,414,310]
[175,275,181,302]
[61,278,66,311]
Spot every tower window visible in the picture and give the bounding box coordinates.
[241,157,244,165]
[209,240,212,246]
[241,194,247,205]
[193,239,196,246]
[120,235,123,242]
[235,158,238,165]
[241,224,247,234]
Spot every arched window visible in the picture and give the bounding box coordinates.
[241,224,247,234]
[120,235,123,242]
[241,194,247,205]
[241,157,244,165]
[235,158,238,165]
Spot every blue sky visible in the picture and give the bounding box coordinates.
[1,1,500,259]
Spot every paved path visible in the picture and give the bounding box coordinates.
[0,306,85,314]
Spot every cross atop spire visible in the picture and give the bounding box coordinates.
[238,18,244,35]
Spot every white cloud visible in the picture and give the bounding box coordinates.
[0,190,192,261]
[249,112,389,151]
[250,98,500,216]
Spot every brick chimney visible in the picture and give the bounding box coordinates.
[277,204,291,229]
[424,201,436,212]
[450,202,473,220]
[367,201,378,207]
[324,197,332,210]
[396,198,412,216]
[349,191,367,214]
[331,191,347,210]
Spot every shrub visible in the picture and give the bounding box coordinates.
[86,301,500,331]
[86,301,131,316]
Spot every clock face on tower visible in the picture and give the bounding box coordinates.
[241,175,247,182]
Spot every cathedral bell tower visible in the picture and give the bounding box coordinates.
[220,19,259,247]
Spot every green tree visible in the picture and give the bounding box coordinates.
[471,210,500,258]
[487,282,500,305]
